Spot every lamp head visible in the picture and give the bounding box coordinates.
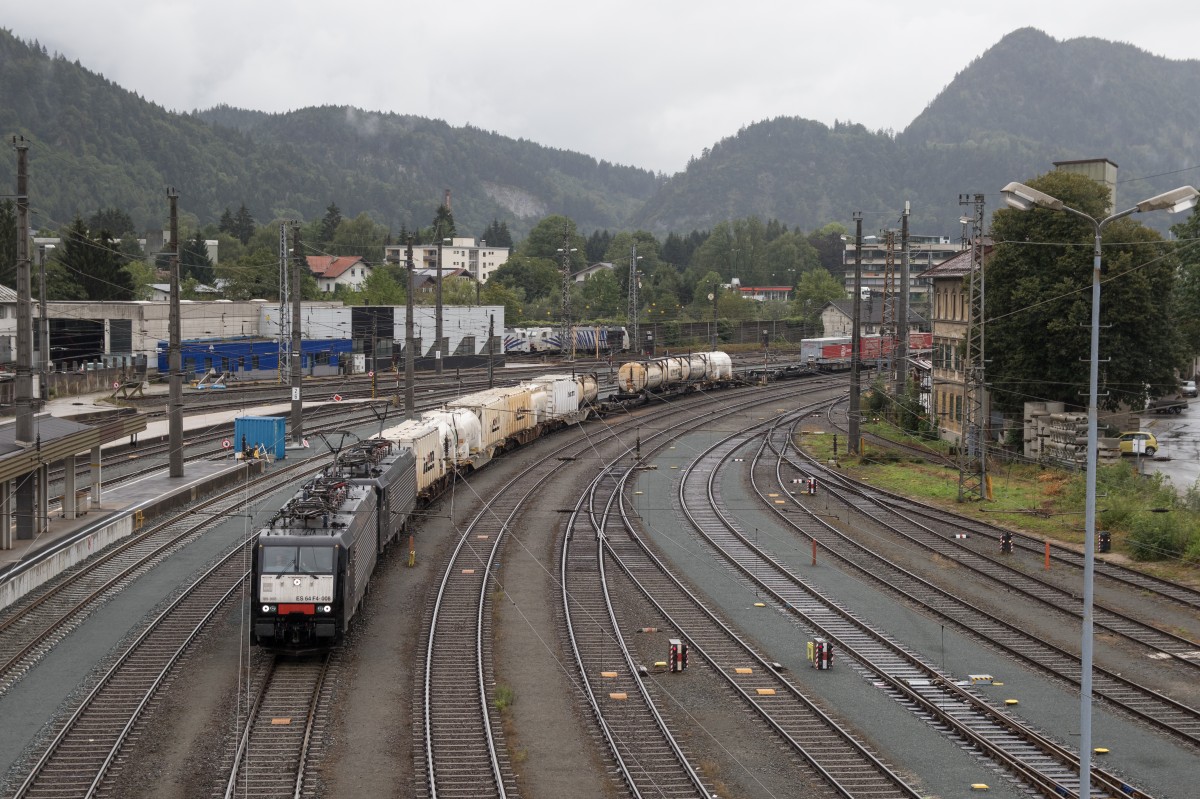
[1001,181,1064,212]
[1135,185,1199,214]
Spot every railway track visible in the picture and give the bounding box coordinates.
[585,407,923,799]
[770,420,1200,748]
[782,436,1200,669]
[7,526,266,797]
[562,462,711,798]
[418,377,842,799]
[0,459,323,697]
[221,653,334,799]
[822,402,1200,613]
[678,416,1151,798]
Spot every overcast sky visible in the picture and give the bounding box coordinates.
[7,2,1198,175]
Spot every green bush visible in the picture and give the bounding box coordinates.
[1126,512,1190,561]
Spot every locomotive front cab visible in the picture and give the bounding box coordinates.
[253,541,344,650]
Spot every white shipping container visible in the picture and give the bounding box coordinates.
[378,419,452,496]
[449,385,536,451]
[526,374,580,420]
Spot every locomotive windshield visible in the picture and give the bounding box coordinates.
[261,545,335,575]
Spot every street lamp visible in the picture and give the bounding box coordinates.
[1000,180,1198,798]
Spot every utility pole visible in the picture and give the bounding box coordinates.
[13,137,35,540]
[436,236,445,374]
[898,201,911,392]
[404,237,416,419]
[290,223,303,444]
[277,222,290,382]
[167,188,184,478]
[38,245,48,408]
[628,244,642,355]
[849,211,863,455]
[487,313,495,389]
[558,228,575,360]
[958,193,988,502]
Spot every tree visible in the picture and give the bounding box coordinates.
[431,203,456,241]
[180,230,215,283]
[585,229,612,262]
[319,202,343,244]
[217,247,279,301]
[51,217,135,300]
[480,219,513,249]
[87,206,135,237]
[0,199,16,287]
[987,170,1184,414]
[807,222,848,273]
[230,204,255,245]
[480,281,523,323]
[330,212,388,263]
[488,254,560,302]
[345,265,406,306]
[519,215,586,272]
[1170,207,1200,371]
[791,267,846,324]
[578,268,621,318]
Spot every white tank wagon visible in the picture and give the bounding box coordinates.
[615,351,735,397]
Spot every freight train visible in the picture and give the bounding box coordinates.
[800,332,933,370]
[250,440,416,651]
[250,349,748,653]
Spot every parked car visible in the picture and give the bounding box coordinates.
[1118,431,1158,456]
[1182,380,1197,398]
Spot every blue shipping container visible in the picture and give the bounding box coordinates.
[234,416,287,460]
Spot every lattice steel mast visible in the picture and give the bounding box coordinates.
[958,193,988,502]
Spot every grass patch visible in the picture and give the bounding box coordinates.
[493,683,514,714]
[797,433,1200,578]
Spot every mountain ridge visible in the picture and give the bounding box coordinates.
[2,26,1198,239]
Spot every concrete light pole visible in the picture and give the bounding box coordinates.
[1000,180,1198,798]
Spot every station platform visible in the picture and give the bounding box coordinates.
[0,455,265,610]
[2,385,300,610]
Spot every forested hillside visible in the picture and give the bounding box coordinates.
[0,29,659,237]
[637,28,1200,235]
[2,25,1199,240]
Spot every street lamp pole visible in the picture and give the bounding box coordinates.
[436,237,449,375]
[1000,180,1198,798]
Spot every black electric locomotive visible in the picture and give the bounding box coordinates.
[250,441,415,652]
